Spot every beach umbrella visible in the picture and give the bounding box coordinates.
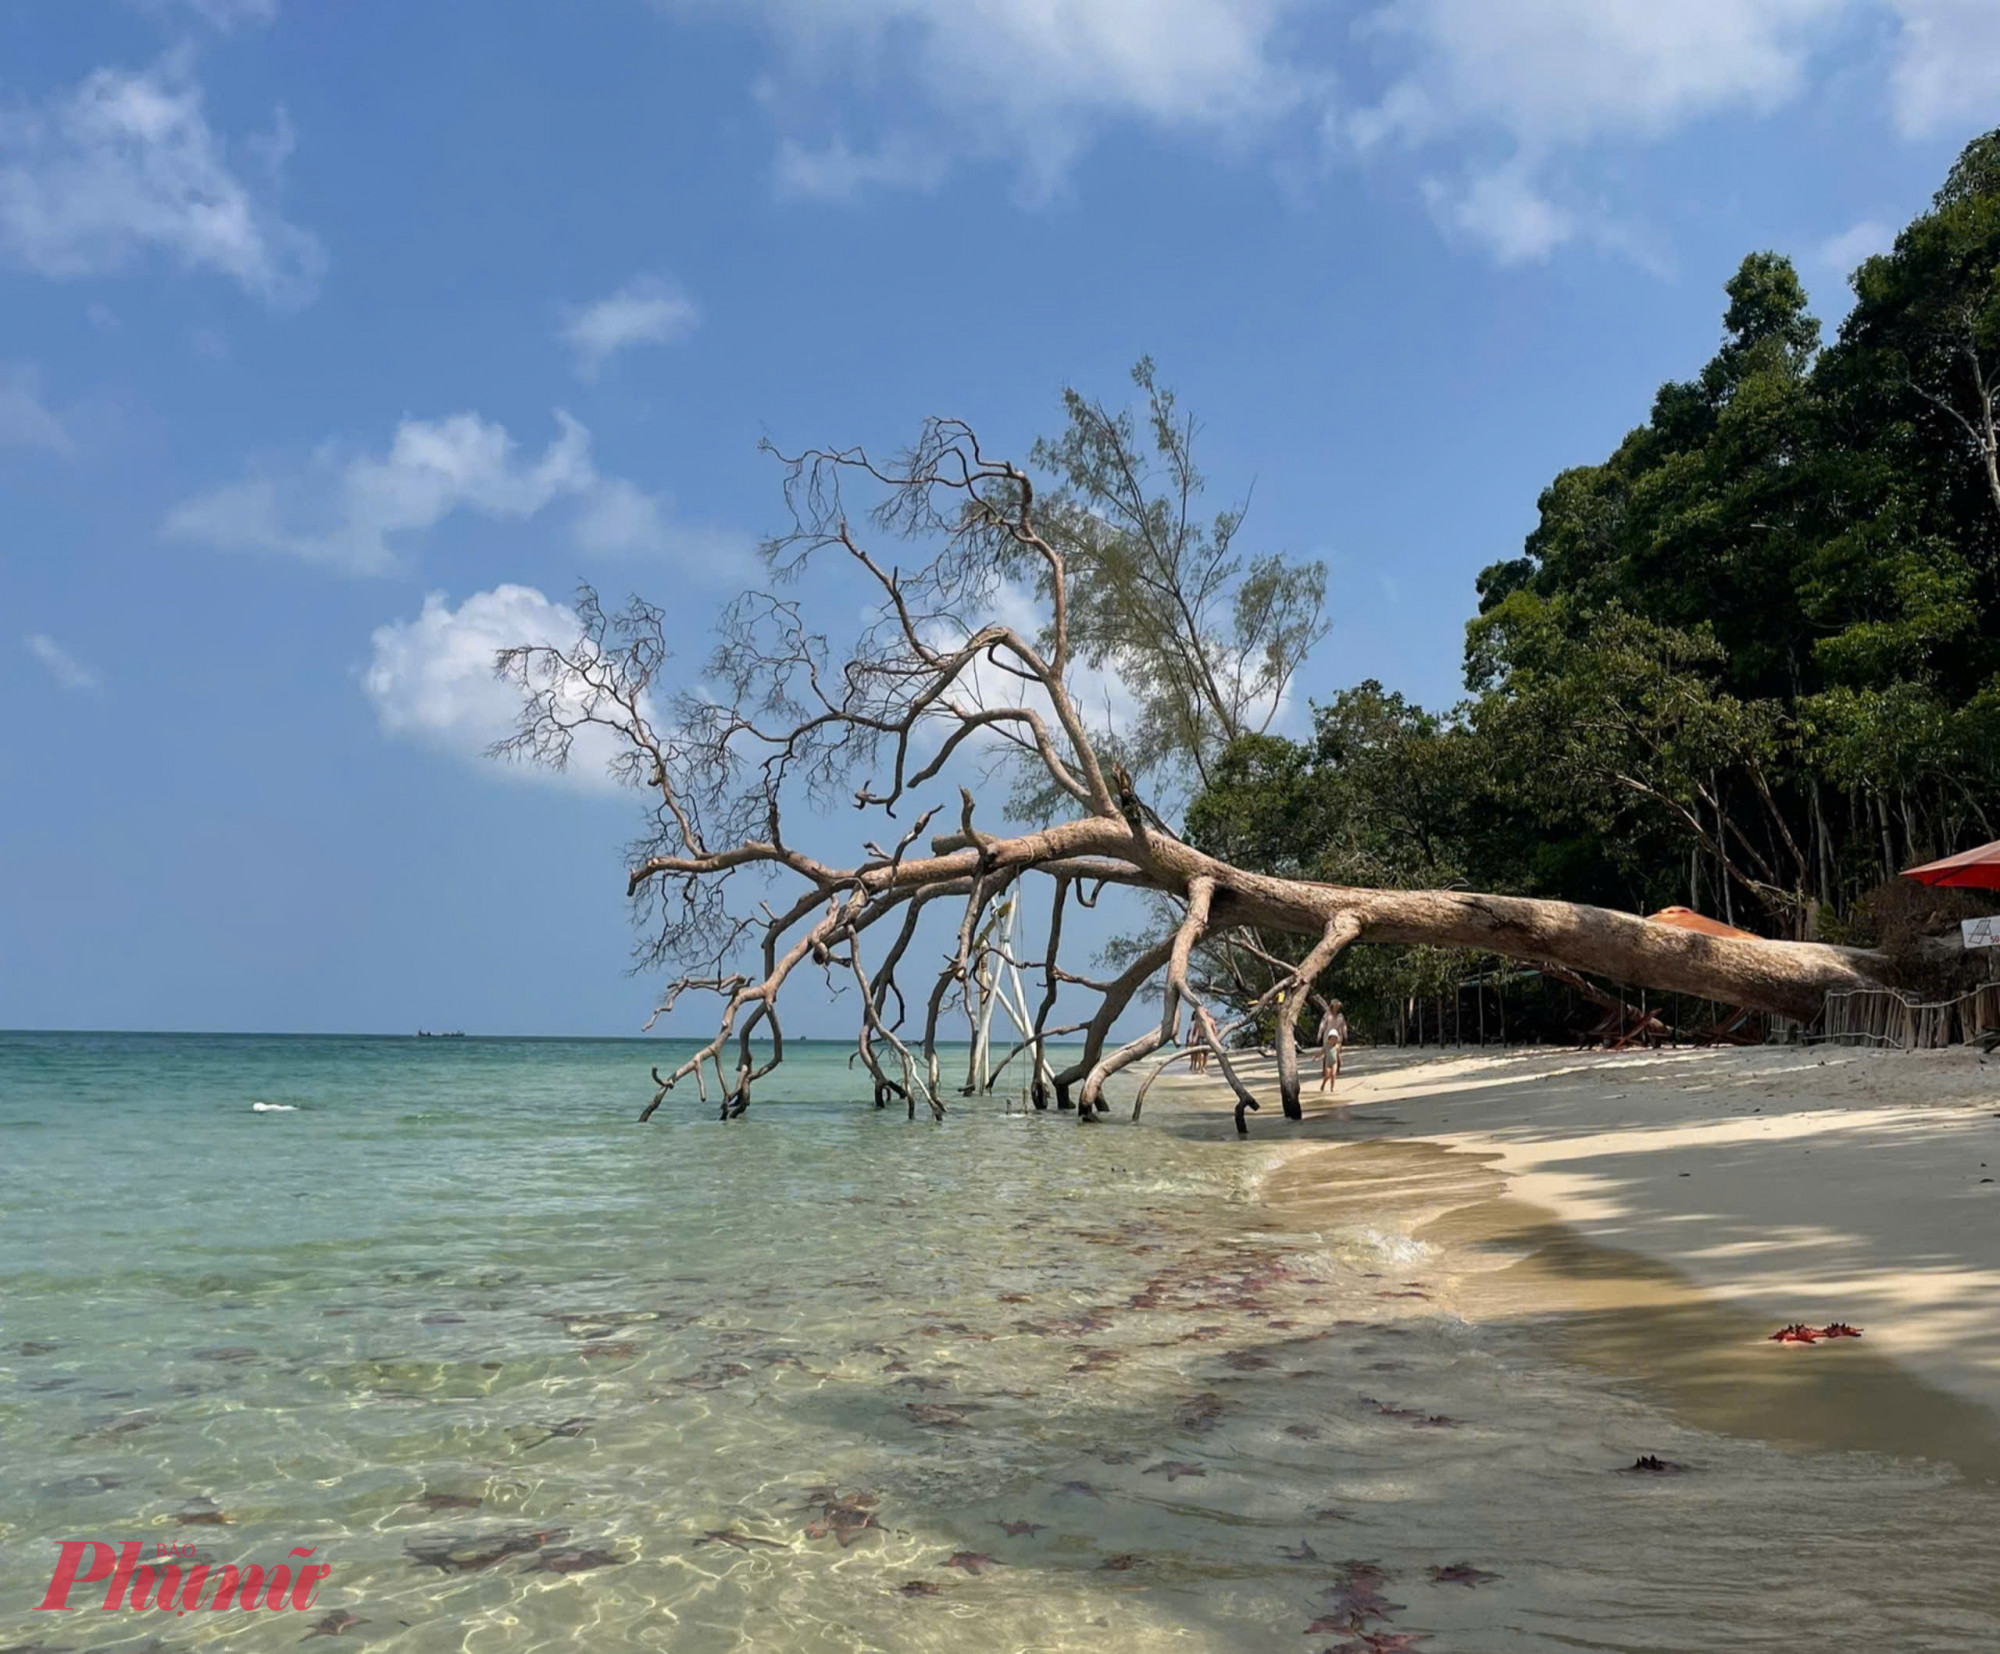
[1645,905,1757,940]
[1900,841,2000,891]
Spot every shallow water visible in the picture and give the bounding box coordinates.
[2,1031,1998,1652]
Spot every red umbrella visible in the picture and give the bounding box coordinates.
[1901,841,2000,890]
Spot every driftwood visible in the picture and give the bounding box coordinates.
[494,420,1922,1128]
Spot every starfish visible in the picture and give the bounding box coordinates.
[1055,1480,1105,1499]
[1222,1351,1275,1370]
[943,1551,1000,1575]
[1099,1554,1145,1570]
[1312,1508,1353,1523]
[301,1611,368,1638]
[1769,1323,1822,1344]
[1321,1635,1429,1653]
[1277,1541,1321,1562]
[1321,1583,1406,1621]
[1620,1455,1687,1474]
[995,1520,1045,1537]
[1143,1461,1206,1482]
[1818,1322,1863,1339]
[897,1580,943,1596]
[1429,1562,1500,1587]
[998,1292,1032,1304]
[1175,1392,1226,1431]
[176,1510,230,1526]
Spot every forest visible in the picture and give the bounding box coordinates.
[1185,129,2000,1044]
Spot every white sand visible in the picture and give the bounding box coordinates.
[1155,1043,2000,1429]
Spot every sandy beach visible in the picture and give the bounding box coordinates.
[1152,1042,2000,1474]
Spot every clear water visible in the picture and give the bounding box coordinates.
[2,1031,1997,1652]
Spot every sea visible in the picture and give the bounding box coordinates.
[2,1030,1998,1652]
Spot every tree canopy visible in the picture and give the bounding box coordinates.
[1186,128,2000,1040]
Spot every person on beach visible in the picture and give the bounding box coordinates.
[1319,1000,1349,1091]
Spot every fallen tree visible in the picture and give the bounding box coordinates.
[496,405,1917,1131]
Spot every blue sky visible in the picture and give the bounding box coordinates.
[3,0,1995,1037]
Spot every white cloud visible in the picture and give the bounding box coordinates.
[0,58,321,303]
[25,633,100,692]
[1819,216,1894,271]
[666,0,1310,197]
[559,276,699,379]
[1420,165,1577,265]
[1350,0,1838,152]
[132,0,280,28]
[0,365,71,453]
[571,474,750,571]
[774,135,952,201]
[1346,0,1846,262]
[364,585,633,793]
[166,409,734,577]
[1885,0,2000,138]
[166,411,595,575]
[669,0,1988,268]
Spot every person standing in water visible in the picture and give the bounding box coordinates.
[1318,1000,1349,1091]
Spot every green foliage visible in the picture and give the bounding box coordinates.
[1187,128,2000,1040]
[1026,359,1327,804]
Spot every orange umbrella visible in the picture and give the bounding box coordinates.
[1902,841,2000,891]
[1645,905,1757,940]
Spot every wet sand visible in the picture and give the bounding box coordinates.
[1148,1043,2000,1476]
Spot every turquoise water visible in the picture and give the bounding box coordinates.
[3,1031,1998,1652]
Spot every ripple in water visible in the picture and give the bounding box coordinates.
[1,1030,1997,1651]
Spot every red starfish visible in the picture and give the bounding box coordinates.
[1769,1323,1822,1344]
[994,1519,1045,1537]
[943,1551,1000,1575]
[896,1580,942,1596]
[1099,1553,1146,1570]
[1428,1562,1500,1586]
[1818,1322,1863,1338]
[1320,1584,1406,1621]
[1144,1461,1206,1482]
